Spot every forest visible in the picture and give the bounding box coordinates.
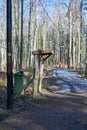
[0,0,87,106]
[0,0,87,72]
[1,1,87,129]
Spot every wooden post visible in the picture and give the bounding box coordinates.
[38,60,44,92]
[33,55,40,97]
[7,0,13,109]
[32,50,52,97]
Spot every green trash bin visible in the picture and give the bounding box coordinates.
[14,70,24,94]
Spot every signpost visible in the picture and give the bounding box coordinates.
[32,50,52,97]
[7,0,13,109]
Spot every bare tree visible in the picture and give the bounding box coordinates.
[19,0,23,70]
[26,0,32,70]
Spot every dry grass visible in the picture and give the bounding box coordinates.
[0,77,6,89]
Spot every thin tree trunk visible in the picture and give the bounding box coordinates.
[42,0,47,50]
[16,0,20,70]
[33,0,38,50]
[85,25,87,76]
[69,10,72,69]
[72,33,76,70]
[19,0,23,70]
[26,0,32,69]
[79,0,83,71]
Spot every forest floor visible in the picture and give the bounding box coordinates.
[0,66,87,130]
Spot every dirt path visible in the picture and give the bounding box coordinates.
[0,68,87,130]
[44,68,87,94]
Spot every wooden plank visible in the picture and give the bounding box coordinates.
[39,54,52,60]
[32,49,52,55]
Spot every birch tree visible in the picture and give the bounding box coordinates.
[19,0,23,70]
[26,0,32,70]
[12,0,20,71]
[33,0,38,50]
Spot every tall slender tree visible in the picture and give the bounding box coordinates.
[26,0,32,69]
[33,0,38,50]
[19,0,23,70]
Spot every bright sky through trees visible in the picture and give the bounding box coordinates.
[0,0,87,25]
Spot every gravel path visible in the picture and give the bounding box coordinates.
[47,68,87,94]
[0,68,87,130]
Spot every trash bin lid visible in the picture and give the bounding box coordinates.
[14,70,24,76]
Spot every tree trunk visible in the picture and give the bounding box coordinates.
[85,26,87,76]
[33,0,38,50]
[42,0,47,50]
[33,55,40,97]
[26,0,32,70]
[69,10,73,69]
[79,0,83,71]
[19,0,23,70]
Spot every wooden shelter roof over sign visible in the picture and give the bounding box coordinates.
[32,50,52,60]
